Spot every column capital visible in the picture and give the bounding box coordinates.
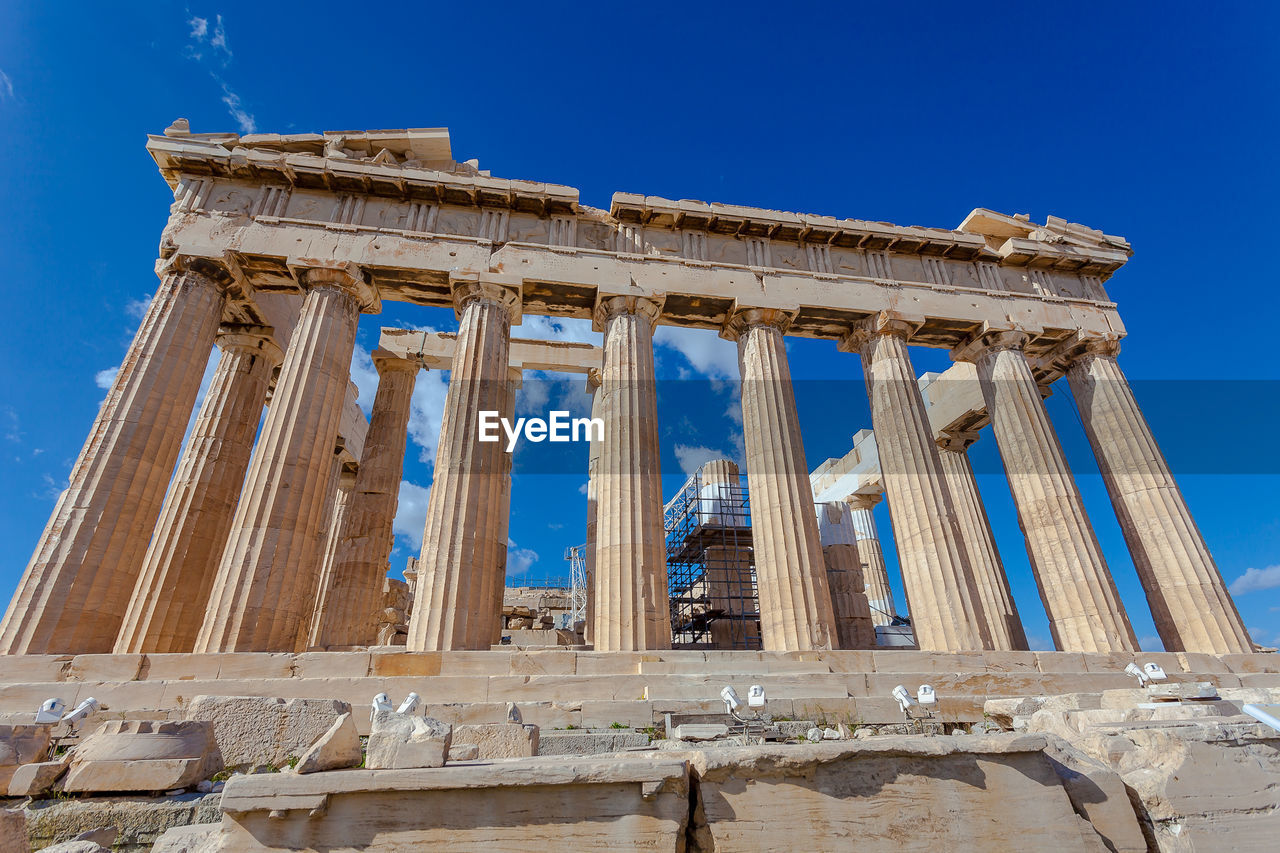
[155,253,242,295]
[592,294,662,331]
[937,430,981,454]
[586,367,603,389]
[292,259,381,313]
[951,325,1031,364]
[451,274,522,323]
[371,347,421,375]
[844,491,883,511]
[837,311,923,353]
[1036,331,1124,378]
[217,324,284,366]
[720,306,795,341]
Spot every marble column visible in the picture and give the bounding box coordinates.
[954,330,1137,653]
[816,502,877,649]
[484,367,520,648]
[583,369,602,646]
[936,431,1028,651]
[114,325,282,654]
[591,296,671,651]
[842,318,989,651]
[306,459,356,649]
[726,308,838,651]
[407,278,519,651]
[845,492,896,627]
[311,351,419,649]
[1065,341,1252,654]
[0,260,226,654]
[195,262,377,652]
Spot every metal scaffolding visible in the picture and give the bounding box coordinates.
[663,467,761,649]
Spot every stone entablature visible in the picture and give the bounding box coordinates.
[148,127,1128,357]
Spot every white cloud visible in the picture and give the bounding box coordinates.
[408,370,450,464]
[349,346,379,416]
[0,69,13,100]
[653,325,738,379]
[209,15,231,57]
[578,481,588,495]
[219,81,256,133]
[187,16,208,39]
[673,443,733,476]
[1138,635,1165,652]
[94,367,119,390]
[507,541,539,576]
[37,472,65,501]
[2,407,21,443]
[125,296,152,321]
[1230,565,1280,595]
[517,315,599,345]
[392,480,431,552]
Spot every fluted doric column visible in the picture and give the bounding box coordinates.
[583,368,603,646]
[1063,339,1251,654]
[954,329,1136,653]
[591,296,671,651]
[1,258,226,654]
[845,492,895,627]
[936,431,1027,651]
[196,261,377,652]
[306,459,356,648]
[816,501,877,649]
[842,316,989,651]
[726,308,837,651]
[484,367,520,648]
[408,277,519,651]
[115,325,282,654]
[311,351,419,649]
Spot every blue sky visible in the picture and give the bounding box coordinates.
[1,2,1278,650]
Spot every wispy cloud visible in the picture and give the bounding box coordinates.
[1230,565,1280,595]
[393,480,431,552]
[507,538,539,576]
[94,367,119,390]
[184,12,255,133]
[0,69,14,100]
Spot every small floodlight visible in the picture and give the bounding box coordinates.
[916,685,937,707]
[397,692,420,714]
[35,698,66,725]
[1124,662,1149,685]
[747,685,767,709]
[1142,663,1168,683]
[371,692,394,720]
[61,697,100,730]
[720,686,742,713]
[892,685,914,714]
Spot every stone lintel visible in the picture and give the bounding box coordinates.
[377,328,601,374]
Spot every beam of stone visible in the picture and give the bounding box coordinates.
[379,328,600,375]
[936,431,1028,651]
[844,492,896,627]
[815,502,877,649]
[195,261,377,652]
[591,296,671,651]
[728,308,838,651]
[1061,338,1252,654]
[842,315,990,652]
[312,351,420,649]
[114,325,282,654]
[408,277,520,651]
[954,328,1137,653]
[0,258,227,654]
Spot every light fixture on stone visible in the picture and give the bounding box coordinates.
[747,685,767,709]
[892,685,914,714]
[1125,662,1168,685]
[720,686,743,713]
[371,692,394,720]
[61,696,100,731]
[397,692,420,714]
[916,685,937,708]
[35,697,66,724]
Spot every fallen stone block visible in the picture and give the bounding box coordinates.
[365,711,451,769]
[185,695,349,770]
[22,791,222,851]
[62,721,222,793]
[670,723,729,742]
[1040,736,1147,853]
[984,696,1045,729]
[0,808,26,853]
[448,743,479,761]
[452,723,538,758]
[150,823,220,852]
[295,711,361,774]
[537,730,652,756]
[8,758,67,797]
[0,724,52,789]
